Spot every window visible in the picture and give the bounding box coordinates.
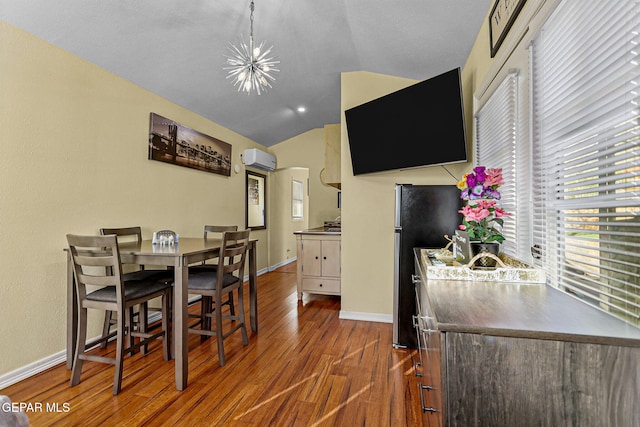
[531,0,640,325]
[292,179,304,220]
[476,72,520,259]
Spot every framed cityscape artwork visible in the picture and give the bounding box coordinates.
[148,112,232,177]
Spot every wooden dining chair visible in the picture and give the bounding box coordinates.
[190,225,238,316]
[67,234,171,395]
[185,229,250,366]
[99,227,173,351]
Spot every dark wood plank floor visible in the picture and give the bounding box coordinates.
[1,263,424,426]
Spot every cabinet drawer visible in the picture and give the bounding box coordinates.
[302,277,340,294]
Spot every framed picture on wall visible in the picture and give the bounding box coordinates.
[489,0,527,58]
[148,112,232,177]
[246,171,266,229]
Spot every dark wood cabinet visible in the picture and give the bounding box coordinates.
[445,333,640,427]
[413,249,640,427]
[412,264,443,426]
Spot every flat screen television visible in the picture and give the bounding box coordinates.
[345,68,467,175]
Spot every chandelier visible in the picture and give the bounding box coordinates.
[224,0,279,95]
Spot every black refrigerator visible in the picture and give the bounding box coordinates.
[393,184,462,348]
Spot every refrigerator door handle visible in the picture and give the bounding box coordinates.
[394,184,404,228]
[393,227,403,347]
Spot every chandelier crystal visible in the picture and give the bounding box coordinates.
[224,0,279,95]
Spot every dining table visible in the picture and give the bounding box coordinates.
[65,237,258,391]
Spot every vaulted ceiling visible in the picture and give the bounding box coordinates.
[1,0,492,146]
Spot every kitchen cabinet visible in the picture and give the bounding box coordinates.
[413,248,640,427]
[322,124,341,189]
[294,229,341,299]
[412,262,443,427]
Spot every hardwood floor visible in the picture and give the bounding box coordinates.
[1,263,424,426]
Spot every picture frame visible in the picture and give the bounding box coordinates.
[489,0,527,58]
[246,171,266,230]
[148,112,232,177]
[454,230,471,264]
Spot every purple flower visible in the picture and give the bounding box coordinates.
[466,174,477,188]
[470,184,485,198]
[484,189,501,199]
[473,166,486,183]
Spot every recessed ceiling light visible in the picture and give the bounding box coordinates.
[297,106,307,113]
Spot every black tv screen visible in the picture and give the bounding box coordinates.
[345,68,467,175]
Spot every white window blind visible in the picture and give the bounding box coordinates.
[292,179,304,219]
[475,73,519,258]
[532,0,640,325]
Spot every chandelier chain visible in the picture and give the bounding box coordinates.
[250,1,255,40]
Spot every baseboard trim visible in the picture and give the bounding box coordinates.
[0,351,67,391]
[0,305,185,391]
[268,257,296,272]
[339,311,393,324]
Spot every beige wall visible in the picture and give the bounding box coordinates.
[269,128,341,228]
[339,71,471,318]
[0,21,269,376]
[460,8,494,161]
[268,167,309,266]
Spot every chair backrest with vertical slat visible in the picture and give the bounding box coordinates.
[204,225,238,239]
[100,226,143,244]
[218,230,250,278]
[202,225,238,267]
[67,234,124,298]
[100,226,144,271]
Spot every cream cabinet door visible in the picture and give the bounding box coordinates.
[321,240,341,277]
[302,240,322,277]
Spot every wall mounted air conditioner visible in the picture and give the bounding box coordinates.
[243,148,276,171]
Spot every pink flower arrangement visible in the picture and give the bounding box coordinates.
[457,168,511,243]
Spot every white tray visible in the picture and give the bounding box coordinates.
[421,249,546,284]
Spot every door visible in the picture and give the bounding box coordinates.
[302,240,321,277]
[321,240,341,277]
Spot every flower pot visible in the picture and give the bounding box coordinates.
[470,242,500,268]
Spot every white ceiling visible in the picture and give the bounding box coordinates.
[0,0,492,146]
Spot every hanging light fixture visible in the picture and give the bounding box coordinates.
[224,0,279,95]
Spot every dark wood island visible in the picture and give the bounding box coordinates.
[413,248,640,427]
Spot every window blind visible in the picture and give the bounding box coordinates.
[476,73,519,258]
[292,179,304,219]
[532,0,640,324]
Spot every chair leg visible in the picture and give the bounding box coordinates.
[101,311,112,348]
[112,310,126,395]
[236,285,249,346]
[161,291,170,361]
[70,306,88,387]
[228,292,235,316]
[140,302,149,355]
[215,299,226,366]
[125,308,135,353]
[167,289,173,322]
[201,296,212,343]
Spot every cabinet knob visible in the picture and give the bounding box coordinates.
[315,256,319,259]
[323,256,327,260]
[319,283,323,287]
